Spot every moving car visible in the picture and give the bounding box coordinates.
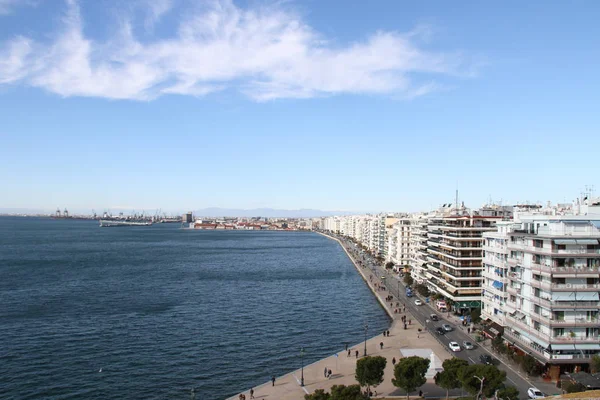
[430,314,439,321]
[435,327,446,335]
[442,324,453,332]
[527,388,545,399]
[462,341,474,350]
[414,299,423,306]
[479,354,494,365]
[448,342,461,352]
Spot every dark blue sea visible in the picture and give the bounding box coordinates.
[0,217,389,400]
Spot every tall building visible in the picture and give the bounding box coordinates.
[410,213,430,284]
[424,206,508,309]
[483,198,600,375]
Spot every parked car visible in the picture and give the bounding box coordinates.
[414,299,423,306]
[430,314,439,321]
[448,342,461,352]
[527,388,544,399]
[435,327,446,335]
[479,354,494,365]
[462,341,474,350]
[442,324,453,332]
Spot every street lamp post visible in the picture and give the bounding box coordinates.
[363,323,368,356]
[300,347,305,387]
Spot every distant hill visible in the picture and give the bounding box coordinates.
[191,208,355,218]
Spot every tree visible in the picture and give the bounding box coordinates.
[458,364,506,399]
[330,384,369,400]
[497,386,520,400]
[305,389,331,400]
[392,356,430,400]
[434,358,469,399]
[520,355,542,376]
[414,283,430,297]
[470,308,481,323]
[403,274,414,287]
[491,335,506,354]
[591,354,600,373]
[564,382,587,394]
[355,356,387,395]
[385,261,395,269]
[305,385,368,400]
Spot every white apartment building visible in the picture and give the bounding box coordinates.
[387,217,412,266]
[482,198,600,374]
[410,213,430,284]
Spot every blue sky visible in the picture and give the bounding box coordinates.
[1,0,599,213]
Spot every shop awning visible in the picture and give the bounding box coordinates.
[554,239,578,245]
[576,239,599,245]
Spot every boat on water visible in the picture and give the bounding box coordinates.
[99,219,152,227]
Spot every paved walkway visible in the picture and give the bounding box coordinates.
[228,234,451,400]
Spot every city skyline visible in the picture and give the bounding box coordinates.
[1,0,599,211]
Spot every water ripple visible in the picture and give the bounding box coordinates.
[0,217,390,400]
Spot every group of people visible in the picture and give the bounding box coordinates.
[323,367,333,379]
[237,387,254,400]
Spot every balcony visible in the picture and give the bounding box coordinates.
[529,279,552,290]
[551,301,600,309]
[507,286,521,296]
[551,283,600,291]
[548,318,599,327]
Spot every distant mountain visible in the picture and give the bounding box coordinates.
[191,207,355,218]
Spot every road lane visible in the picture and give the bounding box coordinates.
[340,238,539,400]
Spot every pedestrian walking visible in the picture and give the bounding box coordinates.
[387,330,390,336]
[250,388,255,399]
[271,376,275,386]
[467,327,471,334]
[355,350,359,358]
[347,349,351,357]
[379,342,383,349]
[392,357,396,365]
[419,390,423,397]
[328,369,332,379]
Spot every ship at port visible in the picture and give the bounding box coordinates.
[99,211,153,227]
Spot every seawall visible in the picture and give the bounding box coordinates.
[314,231,395,320]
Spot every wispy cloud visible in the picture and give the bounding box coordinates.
[0,0,477,101]
[0,0,32,15]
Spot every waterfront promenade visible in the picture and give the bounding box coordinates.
[228,232,451,400]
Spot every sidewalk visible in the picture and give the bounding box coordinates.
[228,235,451,400]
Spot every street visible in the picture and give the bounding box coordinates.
[337,236,555,400]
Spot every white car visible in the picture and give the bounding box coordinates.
[414,299,423,306]
[527,388,544,399]
[448,342,461,352]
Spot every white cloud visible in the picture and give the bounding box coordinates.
[0,0,476,101]
[143,0,172,31]
[0,0,35,15]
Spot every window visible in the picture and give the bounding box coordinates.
[533,239,543,248]
[554,328,565,337]
[534,305,541,314]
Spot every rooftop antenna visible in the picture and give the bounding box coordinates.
[455,183,459,215]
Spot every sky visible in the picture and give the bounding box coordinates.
[1,0,599,214]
